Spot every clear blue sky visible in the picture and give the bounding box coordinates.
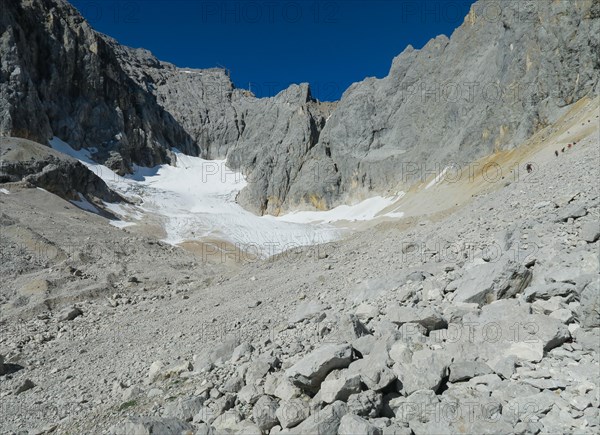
[71,0,476,101]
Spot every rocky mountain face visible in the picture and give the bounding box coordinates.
[107,40,335,214]
[0,0,198,174]
[1,0,598,215]
[289,0,600,207]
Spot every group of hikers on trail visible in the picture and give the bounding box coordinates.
[524,141,577,176]
[555,142,577,157]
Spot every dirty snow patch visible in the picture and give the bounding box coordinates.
[71,193,100,214]
[276,194,405,224]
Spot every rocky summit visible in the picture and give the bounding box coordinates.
[0,0,599,434]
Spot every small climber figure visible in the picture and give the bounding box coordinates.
[561,148,565,153]
[555,150,559,157]
[526,163,533,173]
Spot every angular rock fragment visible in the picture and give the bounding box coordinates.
[289,401,348,435]
[276,398,311,429]
[252,395,279,432]
[285,343,353,392]
[453,256,532,306]
[448,361,493,382]
[338,413,382,435]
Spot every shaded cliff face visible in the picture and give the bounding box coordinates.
[105,40,241,161]
[289,0,600,208]
[0,0,197,174]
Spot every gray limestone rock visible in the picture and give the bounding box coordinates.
[237,385,262,406]
[275,398,311,429]
[285,343,353,392]
[347,357,397,392]
[578,278,600,328]
[212,410,242,432]
[448,361,493,382]
[347,390,384,418]
[110,417,194,435]
[338,413,382,435]
[580,221,600,243]
[252,395,279,432]
[319,371,362,403]
[163,396,206,422]
[393,349,450,396]
[386,306,448,332]
[288,401,348,435]
[452,256,533,306]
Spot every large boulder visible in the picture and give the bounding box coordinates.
[347,390,383,418]
[524,282,578,302]
[453,256,532,306]
[578,277,600,328]
[501,391,558,426]
[327,314,372,342]
[338,413,382,435]
[319,371,362,403]
[393,349,450,395]
[237,385,263,405]
[347,357,397,391]
[245,359,272,385]
[163,396,206,422]
[252,395,279,432]
[285,343,353,392]
[580,221,600,243]
[276,398,311,429]
[212,410,242,432]
[446,299,571,367]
